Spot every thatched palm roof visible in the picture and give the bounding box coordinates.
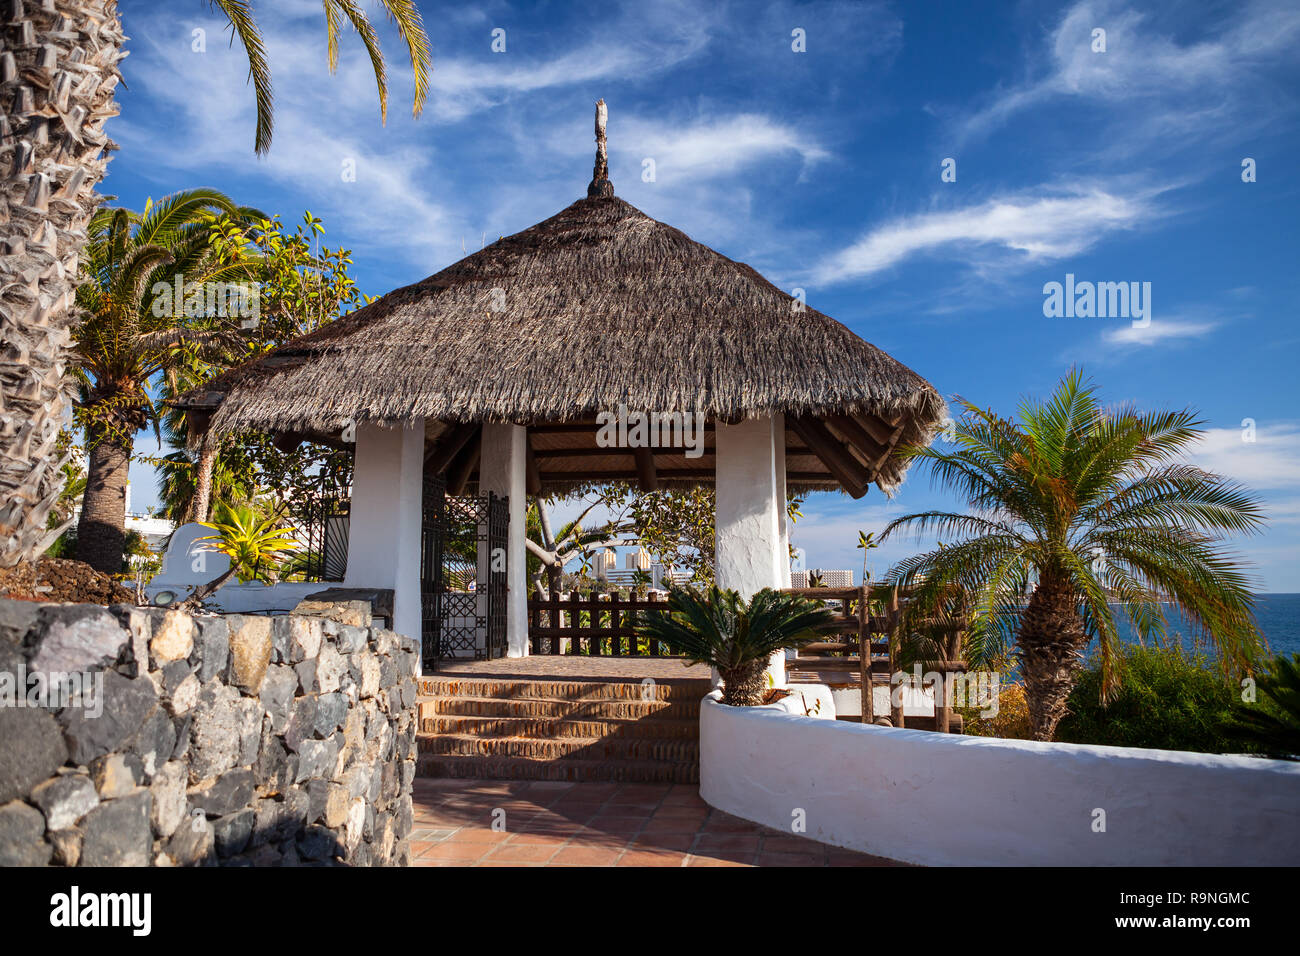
[180,113,944,498]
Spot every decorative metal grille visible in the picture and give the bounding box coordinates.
[420,474,508,667]
[290,494,350,582]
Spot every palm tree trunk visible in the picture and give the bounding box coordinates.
[720,660,769,707]
[0,1,127,567]
[1018,571,1088,741]
[191,434,218,523]
[75,424,131,572]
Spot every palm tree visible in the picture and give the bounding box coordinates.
[639,586,833,706]
[71,189,264,571]
[881,371,1267,741]
[0,0,431,569]
[1226,654,1300,758]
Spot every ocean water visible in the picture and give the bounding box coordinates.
[1105,593,1300,660]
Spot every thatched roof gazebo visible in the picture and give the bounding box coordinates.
[179,101,944,666]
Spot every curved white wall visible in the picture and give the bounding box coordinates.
[700,692,1300,866]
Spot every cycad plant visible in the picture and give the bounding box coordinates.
[182,502,301,607]
[639,586,833,706]
[882,371,1266,741]
[1226,654,1300,759]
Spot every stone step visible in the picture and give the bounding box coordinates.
[419,732,699,762]
[420,714,701,741]
[418,676,711,703]
[418,694,702,721]
[416,753,699,785]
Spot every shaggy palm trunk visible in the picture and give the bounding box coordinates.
[75,424,130,572]
[190,434,217,523]
[0,1,126,567]
[1018,571,1088,741]
[719,660,769,707]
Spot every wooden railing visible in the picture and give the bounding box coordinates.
[784,584,968,732]
[527,593,675,657]
[527,584,969,731]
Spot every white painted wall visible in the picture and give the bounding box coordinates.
[715,415,788,685]
[190,582,328,615]
[344,422,425,645]
[700,693,1300,866]
[480,423,528,657]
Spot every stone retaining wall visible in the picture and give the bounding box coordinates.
[0,598,419,866]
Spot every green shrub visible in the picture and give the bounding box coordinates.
[1056,644,1246,754]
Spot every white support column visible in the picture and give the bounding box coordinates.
[480,423,529,657]
[344,421,425,650]
[714,414,788,687]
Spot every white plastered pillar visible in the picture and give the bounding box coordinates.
[479,423,529,657]
[714,413,789,686]
[344,421,425,650]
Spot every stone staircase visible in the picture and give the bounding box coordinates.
[416,675,711,784]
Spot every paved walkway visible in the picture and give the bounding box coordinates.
[411,778,904,867]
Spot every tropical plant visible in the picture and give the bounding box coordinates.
[856,530,879,583]
[152,212,364,525]
[155,430,258,524]
[1225,653,1300,758]
[181,502,301,607]
[0,0,430,569]
[638,586,833,706]
[1056,644,1242,753]
[881,370,1267,741]
[70,189,265,571]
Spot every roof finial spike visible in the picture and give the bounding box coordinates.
[587,98,614,198]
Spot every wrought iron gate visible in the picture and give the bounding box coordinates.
[420,474,508,667]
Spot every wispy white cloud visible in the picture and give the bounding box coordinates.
[613,113,828,178]
[958,0,1300,144]
[1184,423,1300,490]
[812,184,1157,285]
[1102,318,1217,347]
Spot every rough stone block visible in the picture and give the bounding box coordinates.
[79,788,152,866]
[260,664,298,733]
[61,669,156,766]
[30,604,131,677]
[213,808,255,857]
[188,682,246,782]
[195,615,230,681]
[188,768,254,817]
[150,761,188,838]
[89,752,145,798]
[0,705,68,803]
[30,772,99,830]
[0,799,50,866]
[149,609,194,663]
[228,615,273,694]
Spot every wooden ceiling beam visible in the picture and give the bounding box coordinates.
[788,416,871,499]
[826,414,887,470]
[536,469,838,483]
[525,436,542,496]
[527,421,717,435]
[447,433,481,495]
[633,446,659,492]
[424,423,479,474]
[858,411,904,448]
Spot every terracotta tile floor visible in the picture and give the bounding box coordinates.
[410,778,904,867]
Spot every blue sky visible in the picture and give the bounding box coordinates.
[111,0,1299,590]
